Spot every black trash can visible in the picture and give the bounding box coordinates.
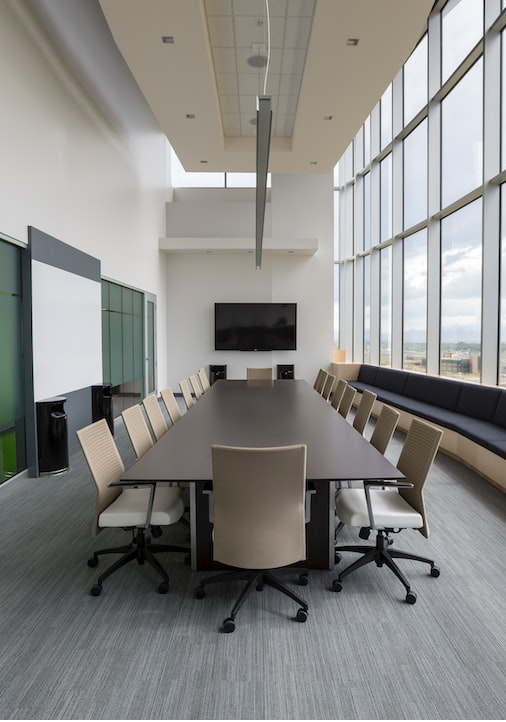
[92,384,114,435]
[277,364,295,380]
[210,364,227,384]
[36,397,69,475]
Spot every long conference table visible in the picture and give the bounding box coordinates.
[121,379,405,570]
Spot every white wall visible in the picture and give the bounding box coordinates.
[165,173,334,386]
[0,0,170,387]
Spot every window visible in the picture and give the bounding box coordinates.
[403,119,428,229]
[364,172,371,249]
[441,60,483,208]
[380,246,392,366]
[403,230,427,372]
[380,84,393,150]
[380,154,392,242]
[333,263,340,348]
[0,239,25,483]
[440,199,482,380]
[499,186,506,386]
[171,149,270,188]
[404,35,427,124]
[441,0,483,83]
[363,255,371,364]
[501,29,506,171]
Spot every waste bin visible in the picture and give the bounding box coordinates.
[277,364,295,379]
[210,364,227,384]
[36,397,69,475]
[92,384,114,435]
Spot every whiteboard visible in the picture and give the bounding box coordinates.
[32,260,102,401]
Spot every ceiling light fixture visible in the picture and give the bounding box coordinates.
[347,38,359,46]
[186,113,196,119]
[161,36,174,44]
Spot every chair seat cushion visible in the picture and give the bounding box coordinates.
[335,488,423,530]
[99,485,185,528]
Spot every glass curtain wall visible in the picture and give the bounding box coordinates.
[334,0,504,385]
[0,240,25,484]
[101,280,145,418]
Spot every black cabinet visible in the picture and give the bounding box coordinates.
[36,397,69,475]
[277,364,295,380]
[210,364,227,384]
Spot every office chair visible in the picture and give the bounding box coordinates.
[246,367,272,381]
[143,393,168,440]
[121,404,154,459]
[333,418,443,603]
[160,387,182,425]
[338,384,356,419]
[179,378,194,410]
[198,367,211,392]
[321,372,336,401]
[313,368,328,394]
[352,389,377,435]
[330,378,347,410]
[189,374,203,400]
[369,404,400,455]
[194,444,309,632]
[76,419,189,596]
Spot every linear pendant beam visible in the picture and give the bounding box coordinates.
[255,95,272,269]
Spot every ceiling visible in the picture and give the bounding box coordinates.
[97,0,433,174]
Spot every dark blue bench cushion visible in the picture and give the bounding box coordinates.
[456,383,502,422]
[357,364,378,385]
[493,392,506,429]
[404,374,462,411]
[374,367,408,394]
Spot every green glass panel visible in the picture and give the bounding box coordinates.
[122,286,133,315]
[133,290,143,316]
[101,280,109,310]
[110,313,123,386]
[147,301,155,393]
[109,282,122,312]
[101,310,111,384]
[122,314,134,382]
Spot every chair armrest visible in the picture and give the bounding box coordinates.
[109,480,158,529]
[363,479,413,530]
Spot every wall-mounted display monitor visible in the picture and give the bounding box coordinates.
[215,302,297,351]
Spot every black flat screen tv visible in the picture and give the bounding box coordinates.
[214,302,297,351]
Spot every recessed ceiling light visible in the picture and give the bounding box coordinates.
[200,160,208,164]
[162,36,174,44]
[324,115,333,121]
[347,38,359,46]
[186,114,196,119]
[310,161,318,165]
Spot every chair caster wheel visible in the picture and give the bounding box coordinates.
[430,565,440,578]
[90,583,102,596]
[222,617,235,633]
[298,573,309,586]
[335,552,342,564]
[194,586,205,599]
[296,608,308,623]
[158,581,169,594]
[87,556,98,568]
[406,591,417,604]
[332,579,342,592]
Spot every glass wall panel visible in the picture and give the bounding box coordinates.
[380,84,393,150]
[333,264,339,348]
[442,0,483,83]
[364,117,371,167]
[502,29,506,171]
[0,240,25,483]
[440,199,482,380]
[102,280,145,417]
[403,119,428,229]
[380,154,392,242]
[333,190,340,259]
[403,229,427,372]
[364,173,371,249]
[380,246,392,366]
[500,186,506,386]
[363,255,371,364]
[441,59,483,208]
[403,35,428,124]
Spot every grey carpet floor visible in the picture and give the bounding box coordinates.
[1,410,506,720]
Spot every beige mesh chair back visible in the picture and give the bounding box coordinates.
[369,404,400,455]
[142,394,168,441]
[121,404,154,459]
[190,374,203,400]
[333,418,443,603]
[160,387,182,425]
[338,384,356,419]
[179,378,194,410]
[194,444,309,632]
[352,389,377,435]
[77,418,189,596]
[76,419,124,537]
[198,367,211,392]
[313,368,327,393]
[246,367,272,381]
[321,372,336,401]
[330,378,347,410]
